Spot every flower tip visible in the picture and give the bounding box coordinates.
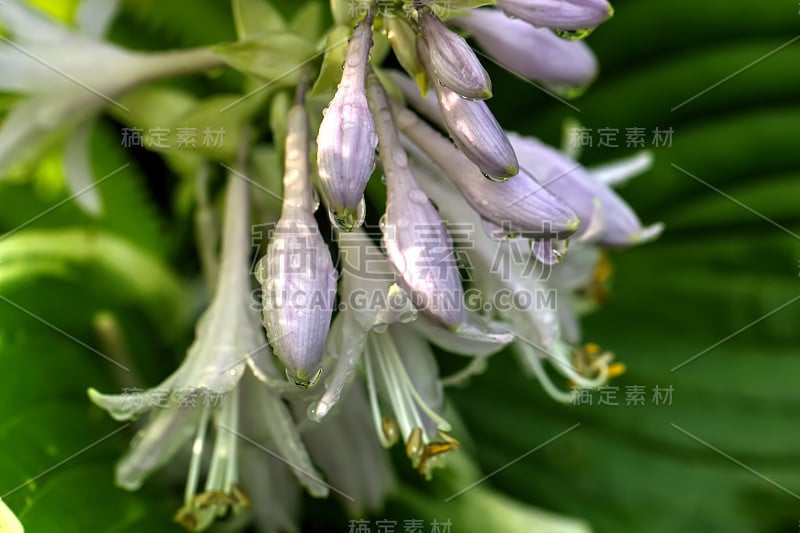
[328,200,367,232]
[631,222,664,244]
[307,400,330,423]
[286,366,323,389]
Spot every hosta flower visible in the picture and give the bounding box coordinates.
[418,40,519,180]
[452,8,598,91]
[315,6,378,230]
[257,102,338,387]
[70,0,663,530]
[417,7,492,99]
[510,133,664,246]
[89,174,265,529]
[366,71,466,328]
[0,0,220,185]
[496,0,614,34]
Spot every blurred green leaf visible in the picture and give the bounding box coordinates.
[0,229,189,531]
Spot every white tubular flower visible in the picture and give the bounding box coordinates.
[0,497,23,533]
[364,325,460,478]
[302,382,396,513]
[258,102,338,388]
[0,0,221,177]
[410,162,619,403]
[315,8,378,230]
[309,228,417,423]
[89,173,262,530]
[366,71,466,329]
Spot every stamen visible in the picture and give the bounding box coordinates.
[364,336,395,448]
[405,427,423,459]
[381,418,400,446]
[184,406,211,508]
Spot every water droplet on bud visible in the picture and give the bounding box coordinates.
[328,197,367,231]
[554,28,593,40]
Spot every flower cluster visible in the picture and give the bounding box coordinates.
[0,0,660,531]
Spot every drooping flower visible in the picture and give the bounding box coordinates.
[366,70,466,328]
[315,6,378,230]
[389,80,579,239]
[452,8,598,91]
[89,173,266,529]
[72,0,662,530]
[495,0,613,35]
[417,40,519,180]
[510,133,664,246]
[257,101,338,387]
[417,7,492,99]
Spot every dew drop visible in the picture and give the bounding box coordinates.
[307,401,325,421]
[398,309,416,323]
[392,148,408,167]
[311,189,320,212]
[554,28,593,41]
[328,197,366,231]
[286,367,323,389]
[408,188,428,205]
[372,323,388,334]
[481,171,510,183]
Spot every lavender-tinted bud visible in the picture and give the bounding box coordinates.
[496,0,613,32]
[418,9,492,99]
[510,132,662,246]
[259,104,338,387]
[453,8,597,90]
[316,11,377,230]
[417,41,518,180]
[366,73,466,329]
[509,133,601,239]
[393,103,579,239]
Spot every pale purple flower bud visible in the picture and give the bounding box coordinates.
[510,133,662,245]
[259,104,338,387]
[416,41,517,180]
[366,73,466,328]
[453,8,597,90]
[418,9,492,99]
[316,11,377,229]
[393,103,579,239]
[509,133,601,239]
[496,0,613,32]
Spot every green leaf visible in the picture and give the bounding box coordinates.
[232,0,287,40]
[0,229,189,531]
[310,25,351,97]
[212,33,319,85]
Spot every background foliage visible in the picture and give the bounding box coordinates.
[1,0,798,532]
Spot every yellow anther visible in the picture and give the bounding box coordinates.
[381,417,400,446]
[606,362,627,379]
[405,427,423,459]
